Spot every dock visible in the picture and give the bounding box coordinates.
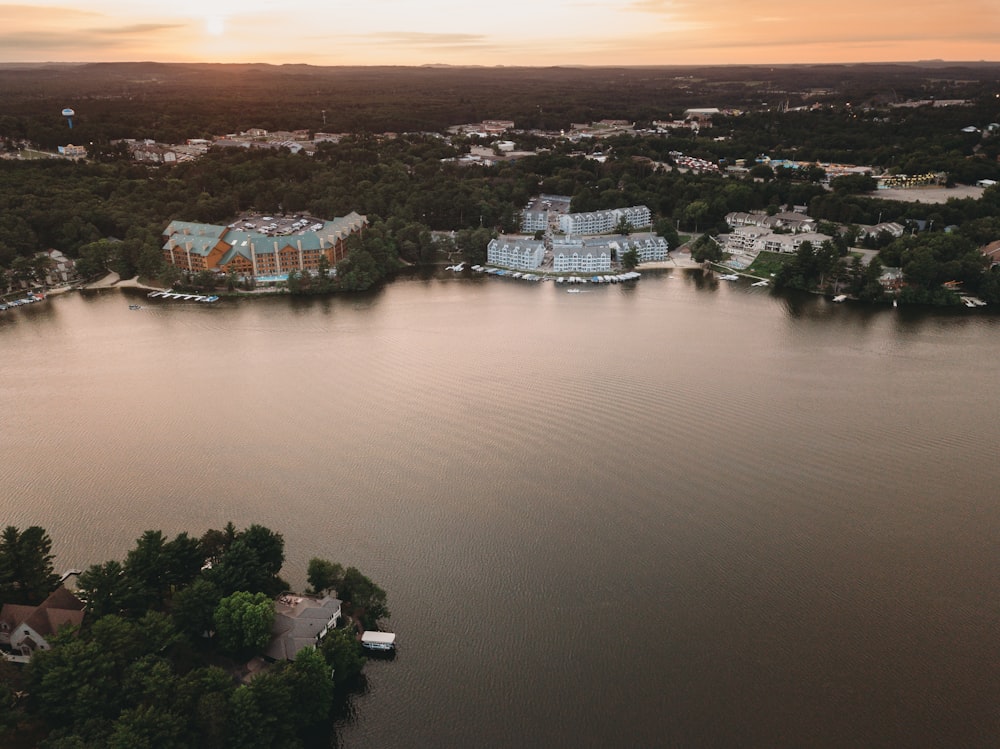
[147,291,219,303]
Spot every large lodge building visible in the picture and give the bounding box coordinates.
[161,213,366,280]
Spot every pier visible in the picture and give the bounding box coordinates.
[147,291,220,303]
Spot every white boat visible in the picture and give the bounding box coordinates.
[751,280,769,287]
[718,274,739,281]
[832,294,847,303]
[567,288,583,293]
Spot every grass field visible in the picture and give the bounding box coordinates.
[746,251,793,277]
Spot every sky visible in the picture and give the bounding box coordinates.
[3,0,1000,67]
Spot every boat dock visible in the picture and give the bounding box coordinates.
[361,630,396,651]
[471,266,641,284]
[147,291,220,303]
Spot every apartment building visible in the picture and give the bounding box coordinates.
[558,205,651,235]
[552,238,612,273]
[487,237,546,270]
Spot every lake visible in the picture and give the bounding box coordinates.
[3,271,1000,747]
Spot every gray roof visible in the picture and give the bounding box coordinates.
[264,594,342,661]
[164,214,367,264]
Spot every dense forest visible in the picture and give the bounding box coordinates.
[0,523,387,748]
[1,62,999,301]
[1,61,998,144]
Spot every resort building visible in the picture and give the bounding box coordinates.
[552,238,612,273]
[162,213,366,281]
[521,194,572,234]
[57,144,86,159]
[558,205,651,235]
[725,210,817,234]
[487,237,546,270]
[609,233,669,263]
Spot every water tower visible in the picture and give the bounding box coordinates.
[62,108,75,129]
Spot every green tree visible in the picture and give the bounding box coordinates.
[107,704,185,749]
[212,592,274,655]
[76,560,130,619]
[339,568,390,629]
[285,647,334,726]
[689,234,722,263]
[683,200,710,233]
[613,216,633,236]
[207,525,287,597]
[831,174,876,194]
[306,558,344,596]
[320,627,366,688]
[171,578,222,640]
[621,247,640,270]
[0,526,59,605]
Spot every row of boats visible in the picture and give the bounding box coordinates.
[470,266,642,284]
[0,292,45,312]
[147,291,220,303]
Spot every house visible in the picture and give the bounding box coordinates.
[858,222,906,240]
[0,586,85,663]
[879,267,905,290]
[41,249,76,283]
[980,240,1000,267]
[264,594,342,661]
[725,210,817,234]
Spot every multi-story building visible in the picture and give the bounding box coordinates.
[552,238,611,273]
[487,237,545,270]
[162,213,366,280]
[559,205,651,235]
[521,195,571,234]
[725,211,816,234]
[610,233,669,263]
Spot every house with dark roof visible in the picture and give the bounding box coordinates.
[264,594,342,661]
[980,240,1000,267]
[0,586,85,663]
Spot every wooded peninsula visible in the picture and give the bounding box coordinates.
[0,523,388,748]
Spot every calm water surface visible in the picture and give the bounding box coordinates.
[3,272,1000,747]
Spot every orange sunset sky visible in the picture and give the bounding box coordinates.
[3,0,999,67]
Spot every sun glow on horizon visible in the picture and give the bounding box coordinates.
[1,0,998,66]
[204,15,226,37]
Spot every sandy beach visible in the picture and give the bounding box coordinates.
[83,272,166,292]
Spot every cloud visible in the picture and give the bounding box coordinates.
[89,23,185,36]
[359,31,491,47]
[0,3,100,21]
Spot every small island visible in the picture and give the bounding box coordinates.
[0,523,390,748]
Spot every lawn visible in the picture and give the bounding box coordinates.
[746,251,794,278]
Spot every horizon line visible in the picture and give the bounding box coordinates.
[1,59,999,69]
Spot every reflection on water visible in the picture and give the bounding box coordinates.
[3,275,1000,747]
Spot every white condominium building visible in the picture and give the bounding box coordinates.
[610,233,669,263]
[552,239,611,273]
[487,237,546,270]
[559,205,651,235]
